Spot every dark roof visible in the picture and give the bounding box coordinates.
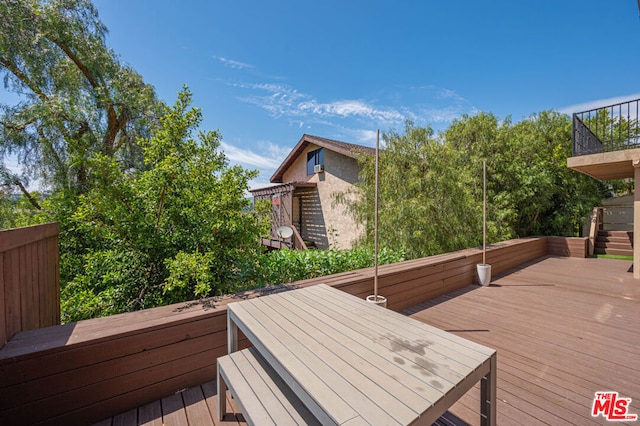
[270,134,375,183]
[249,181,317,196]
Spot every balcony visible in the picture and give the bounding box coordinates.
[568,98,640,180]
[573,98,640,157]
[568,97,640,280]
[2,227,638,425]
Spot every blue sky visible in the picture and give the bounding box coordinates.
[6,1,640,189]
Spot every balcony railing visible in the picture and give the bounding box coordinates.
[572,98,640,156]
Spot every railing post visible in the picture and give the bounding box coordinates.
[572,113,577,157]
[633,160,640,279]
[588,207,603,257]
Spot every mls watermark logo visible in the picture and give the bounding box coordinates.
[592,391,638,421]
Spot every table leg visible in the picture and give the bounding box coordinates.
[217,360,228,420]
[481,353,497,426]
[228,311,238,354]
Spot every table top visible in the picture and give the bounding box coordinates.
[227,284,496,425]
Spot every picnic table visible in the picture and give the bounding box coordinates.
[219,284,497,425]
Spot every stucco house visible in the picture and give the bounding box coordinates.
[251,134,374,250]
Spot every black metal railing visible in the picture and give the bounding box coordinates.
[572,98,640,156]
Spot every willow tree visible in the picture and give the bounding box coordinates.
[342,113,608,261]
[445,111,608,238]
[340,121,482,260]
[0,0,162,201]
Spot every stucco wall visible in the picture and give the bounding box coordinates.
[282,144,363,249]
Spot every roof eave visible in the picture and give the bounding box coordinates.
[270,134,374,183]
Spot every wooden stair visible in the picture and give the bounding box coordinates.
[595,230,633,256]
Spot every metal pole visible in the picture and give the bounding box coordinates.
[374,129,380,299]
[483,160,486,265]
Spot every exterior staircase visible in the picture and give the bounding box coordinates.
[595,230,633,256]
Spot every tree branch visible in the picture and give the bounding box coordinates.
[0,55,49,103]
[37,126,66,172]
[13,178,41,210]
[46,35,125,154]
[155,186,166,235]
[47,36,99,89]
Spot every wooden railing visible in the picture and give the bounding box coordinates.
[0,236,581,425]
[0,223,60,349]
[291,224,308,250]
[588,207,604,256]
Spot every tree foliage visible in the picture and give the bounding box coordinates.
[55,89,270,321]
[0,0,162,197]
[341,113,609,260]
[446,111,609,237]
[254,247,405,286]
[340,122,481,259]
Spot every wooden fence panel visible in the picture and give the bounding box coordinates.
[0,260,4,347]
[0,223,60,349]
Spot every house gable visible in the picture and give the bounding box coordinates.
[271,134,374,183]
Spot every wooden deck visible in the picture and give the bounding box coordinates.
[94,255,640,426]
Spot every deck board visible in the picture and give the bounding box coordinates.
[410,256,640,425]
[95,256,640,426]
[138,400,162,426]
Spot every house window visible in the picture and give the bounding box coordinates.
[307,148,324,175]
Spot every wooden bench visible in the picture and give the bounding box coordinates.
[217,347,321,425]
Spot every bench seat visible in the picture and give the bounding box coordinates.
[217,347,321,426]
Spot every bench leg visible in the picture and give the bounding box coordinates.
[217,362,228,421]
[480,353,497,426]
[228,313,238,354]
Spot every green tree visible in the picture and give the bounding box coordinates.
[342,113,608,262]
[444,112,515,239]
[0,188,17,229]
[446,111,608,238]
[0,0,162,198]
[340,121,482,259]
[59,89,270,321]
[581,108,640,149]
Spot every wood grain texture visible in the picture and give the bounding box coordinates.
[95,255,639,426]
[0,224,60,347]
[227,284,495,425]
[0,223,59,253]
[406,256,640,425]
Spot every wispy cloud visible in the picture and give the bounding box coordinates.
[560,93,640,115]
[226,141,291,192]
[214,56,255,70]
[351,129,378,144]
[298,99,405,123]
[419,106,467,124]
[220,141,282,169]
[436,88,467,103]
[234,83,307,117]
[224,66,477,140]
[235,82,408,126]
